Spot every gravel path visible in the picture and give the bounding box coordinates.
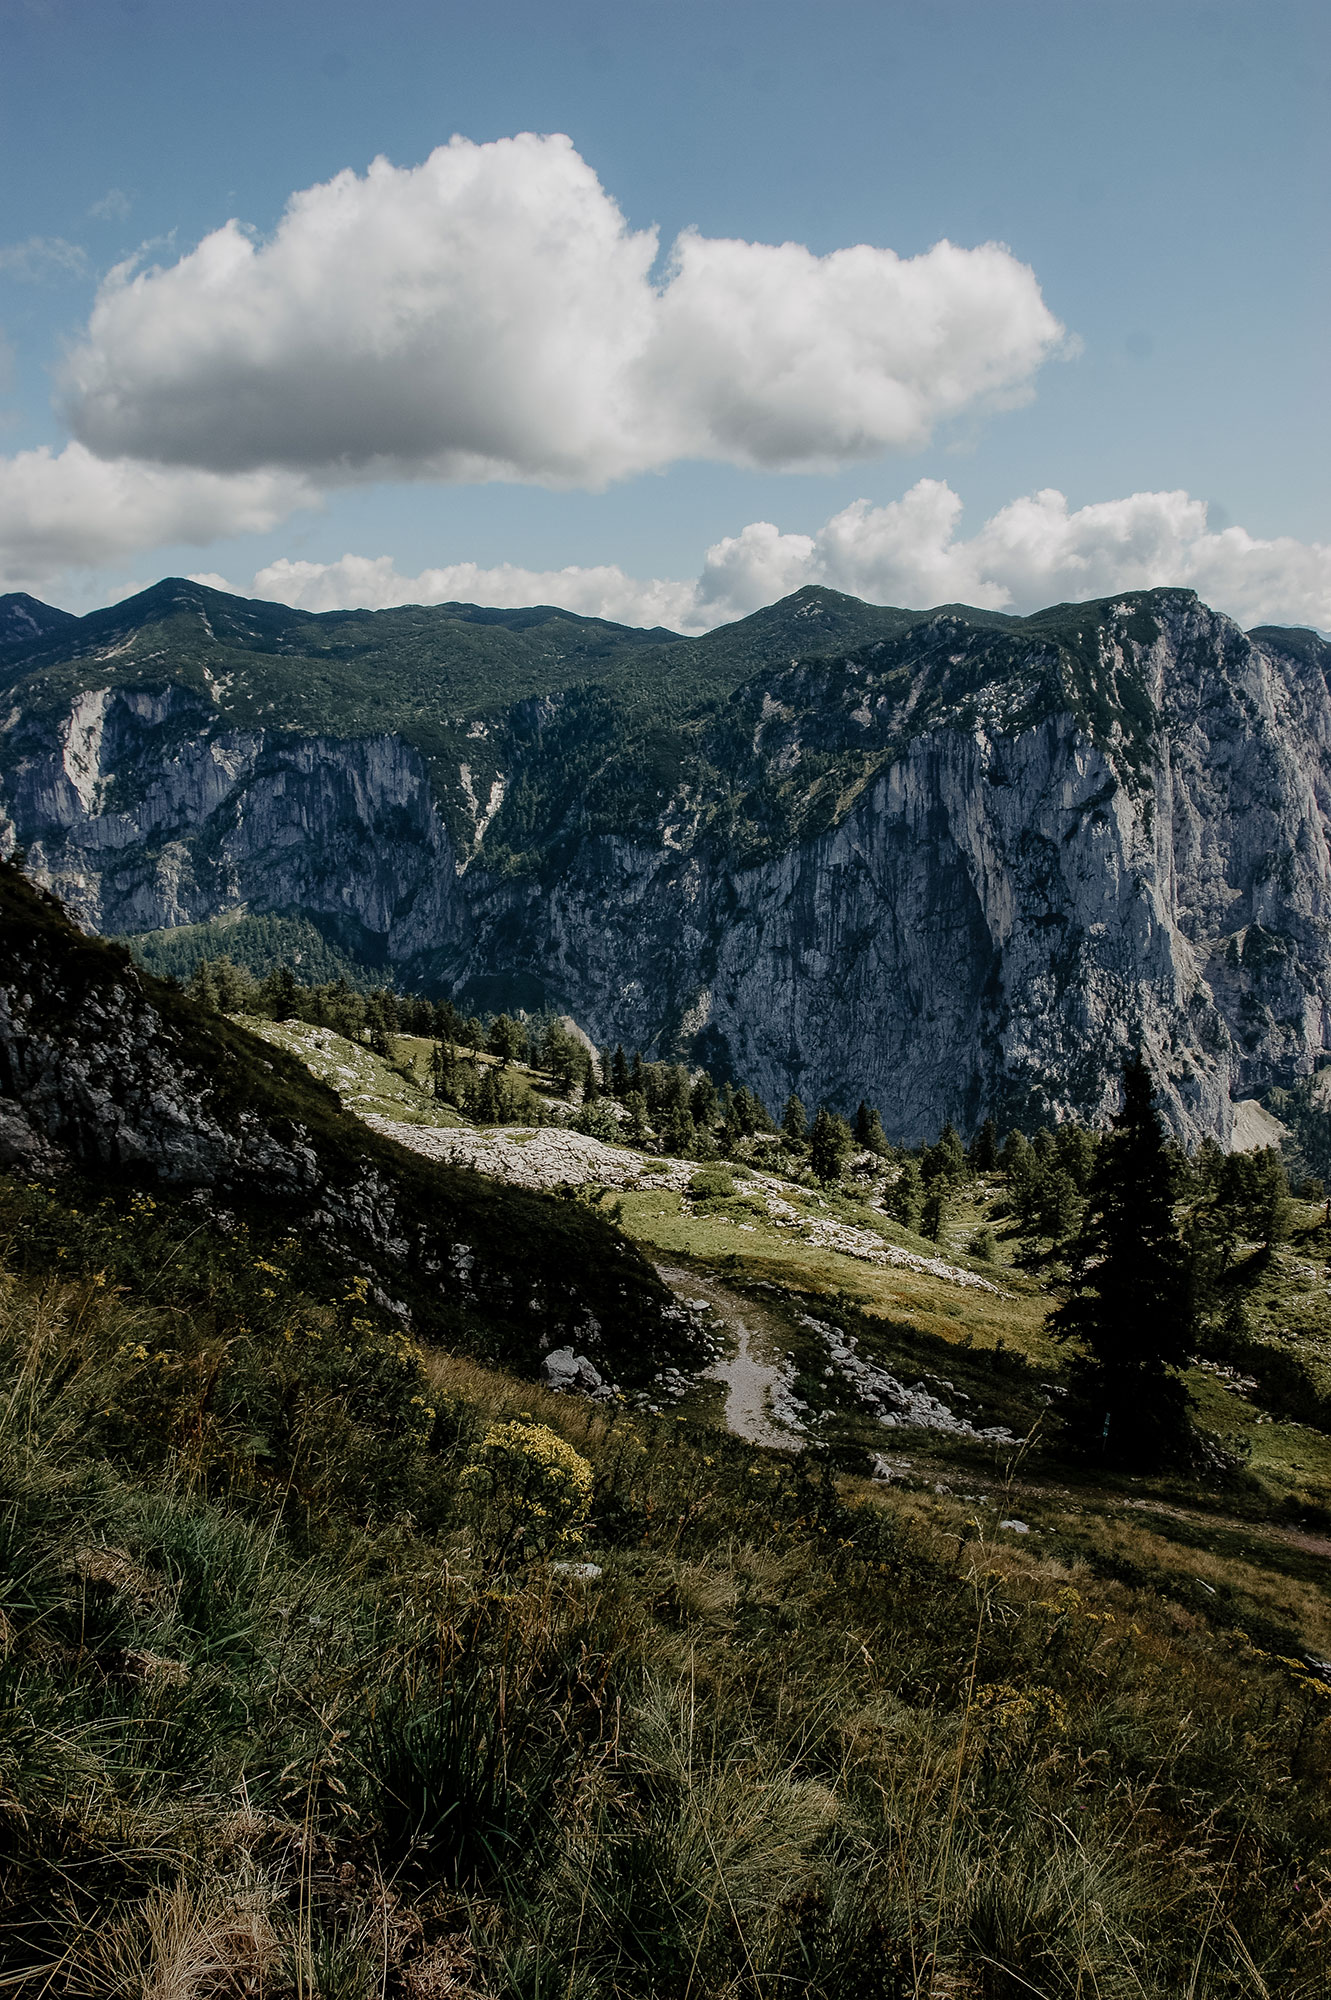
[656,1265,803,1451]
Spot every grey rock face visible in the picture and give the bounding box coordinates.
[4,594,1329,1144]
[0,948,318,1188]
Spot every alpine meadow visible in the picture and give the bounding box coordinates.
[2,2,1330,1993]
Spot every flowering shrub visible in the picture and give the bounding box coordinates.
[460,1419,593,1566]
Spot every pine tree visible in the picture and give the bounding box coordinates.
[429,1040,457,1104]
[1053,1122,1097,1190]
[612,1045,630,1100]
[474,1064,501,1125]
[664,1107,696,1158]
[1050,1057,1195,1467]
[262,963,301,1020]
[884,1157,923,1229]
[968,1117,999,1172]
[487,1014,527,1066]
[782,1094,807,1145]
[186,959,222,1013]
[690,1073,718,1129]
[855,1101,889,1154]
[922,1123,966,1188]
[810,1108,851,1185]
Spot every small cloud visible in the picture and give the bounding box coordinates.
[89,188,132,223]
[0,236,88,283]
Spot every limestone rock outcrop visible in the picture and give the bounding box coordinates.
[3,585,1328,1143]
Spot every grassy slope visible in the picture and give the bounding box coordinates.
[0,864,679,1385]
[3,943,1331,1988]
[3,1158,1331,1995]
[609,1161,1331,1650]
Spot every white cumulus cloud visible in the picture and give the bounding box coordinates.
[213,484,1331,637]
[0,443,315,594]
[62,132,1065,486]
[244,554,699,630]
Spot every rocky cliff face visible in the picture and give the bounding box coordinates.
[3,585,1328,1144]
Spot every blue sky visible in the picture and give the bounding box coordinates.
[1,0,1327,627]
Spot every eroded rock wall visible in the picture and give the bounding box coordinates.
[5,599,1329,1143]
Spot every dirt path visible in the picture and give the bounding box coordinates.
[655,1265,803,1451]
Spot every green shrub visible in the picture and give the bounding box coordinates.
[460,1419,593,1566]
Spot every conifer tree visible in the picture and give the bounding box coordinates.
[855,1101,889,1154]
[612,1045,630,1099]
[664,1107,696,1158]
[886,1158,923,1229]
[810,1108,852,1185]
[968,1117,999,1172]
[428,1040,456,1103]
[1053,1122,1097,1190]
[474,1064,501,1125]
[782,1094,807,1145]
[690,1073,718,1130]
[1050,1057,1195,1467]
[487,1014,527,1066]
[262,963,301,1020]
[923,1123,966,1187]
[186,959,222,1013]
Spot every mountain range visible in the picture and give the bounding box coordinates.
[2,574,1329,1144]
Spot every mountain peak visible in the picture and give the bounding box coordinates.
[0,591,78,650]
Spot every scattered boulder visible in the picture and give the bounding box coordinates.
[542,1347,604,1393]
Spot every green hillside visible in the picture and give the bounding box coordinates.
[4,864,1331,1992]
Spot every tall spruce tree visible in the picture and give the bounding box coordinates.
[1050,1056,1195,1467]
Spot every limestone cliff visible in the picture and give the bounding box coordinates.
[2,582,1328,1144]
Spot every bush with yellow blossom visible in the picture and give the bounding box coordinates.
[460,1419,593,1568]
